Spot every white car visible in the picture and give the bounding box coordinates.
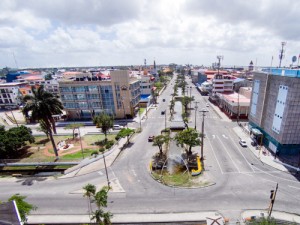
[206,103,209,107]
[239,140,247,147]
[113,125,124,130]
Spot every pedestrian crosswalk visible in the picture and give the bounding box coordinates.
[146,115,219,119]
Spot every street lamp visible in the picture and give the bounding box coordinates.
[121,97,128,128]
[189,86,192,109]
[77,127,84,159]
[199,108,208,170]
[164,110,167,130]
[194,102,199,129]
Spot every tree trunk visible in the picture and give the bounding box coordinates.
[49,129,59,159]
[50,117,57,134]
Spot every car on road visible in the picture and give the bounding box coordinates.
[239,139,247,147]
[148,135,155,142]
[161,111,165,115]
[206,103,209,107]
[162,99,166,102]
[113,125,124,130]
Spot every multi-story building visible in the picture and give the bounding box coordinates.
[212,73,234,94]
[58,70,141,120]
[249,69,300,155]
[0,83,25,109]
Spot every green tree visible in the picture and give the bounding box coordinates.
[181,96,194,113]
[64,123,84,140]
[8,194,37,223]
[116,128,135,145]
[83,183,96,220]
[22,86,63,158]
[93,114,114,143]
[83,185,113,225]
[174,128,201,156]
[0,125,35,158]
[153,135,170,156]
[92,186,113,225]
[37,120,50,137]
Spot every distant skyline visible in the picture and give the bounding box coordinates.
[1,0,300,69]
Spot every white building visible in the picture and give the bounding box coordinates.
[0,83,24,109]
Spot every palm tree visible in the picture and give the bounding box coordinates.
[83,183,96,220]
[90,186,113,225]
[22,86,63,158]
[93,113,114,143]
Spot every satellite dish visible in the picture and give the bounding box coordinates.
[292,56,297,63]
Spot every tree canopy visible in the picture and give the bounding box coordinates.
[116,128,135,144]
[153,135,170,156]
[174,128,201,156]
[93,113,114,142]
[83,184,113,225]
[22,86,63,158]
[0,125,35,158]
[8,194,37,223]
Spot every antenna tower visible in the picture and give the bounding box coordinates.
[279,42,286,68]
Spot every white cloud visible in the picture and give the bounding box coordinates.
[0,0,299,68]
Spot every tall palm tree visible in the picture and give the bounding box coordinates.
[83,183,96,220]
[22,86,63,158]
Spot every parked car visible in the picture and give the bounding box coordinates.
[148,135,155,142]
[206,103,209,107]
[239,139,247,147]
[163,99,166,102]
[113,125,124,130]
[161,111,165,115]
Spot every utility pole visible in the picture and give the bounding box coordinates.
[138,102,142,131]
[279,42,286,68]
[200,108,208,170]
[103,153,110,188]
[78,127,84,159]
[164,110,167,130]
[189,86,192,109]
[194,102,199,129]
[237,87,240,124]
[268,183,278,218]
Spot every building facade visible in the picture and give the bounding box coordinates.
[249,69,300,155]
[58,70,141,120]
[0,83,24,109]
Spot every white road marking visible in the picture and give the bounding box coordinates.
[98,171,103,175]
[228,134,255,173]
[212,135,216,139]
[217,136,241,173]
[207,136,224,174]
[131,169,137,177]
[222,134,228,139]
[288,185,300,190]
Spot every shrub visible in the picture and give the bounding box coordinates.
[99,147,105,153]
[91,150,99,156]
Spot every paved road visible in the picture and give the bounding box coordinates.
[0,74,300,223]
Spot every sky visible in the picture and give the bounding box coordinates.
[1,0,300,69]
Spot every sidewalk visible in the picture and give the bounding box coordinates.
[28,211,225,225]
[233,126,300,173]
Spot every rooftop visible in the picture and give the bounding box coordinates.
[261,68,300,78]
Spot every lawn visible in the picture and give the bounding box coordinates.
[15,134,117,162]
